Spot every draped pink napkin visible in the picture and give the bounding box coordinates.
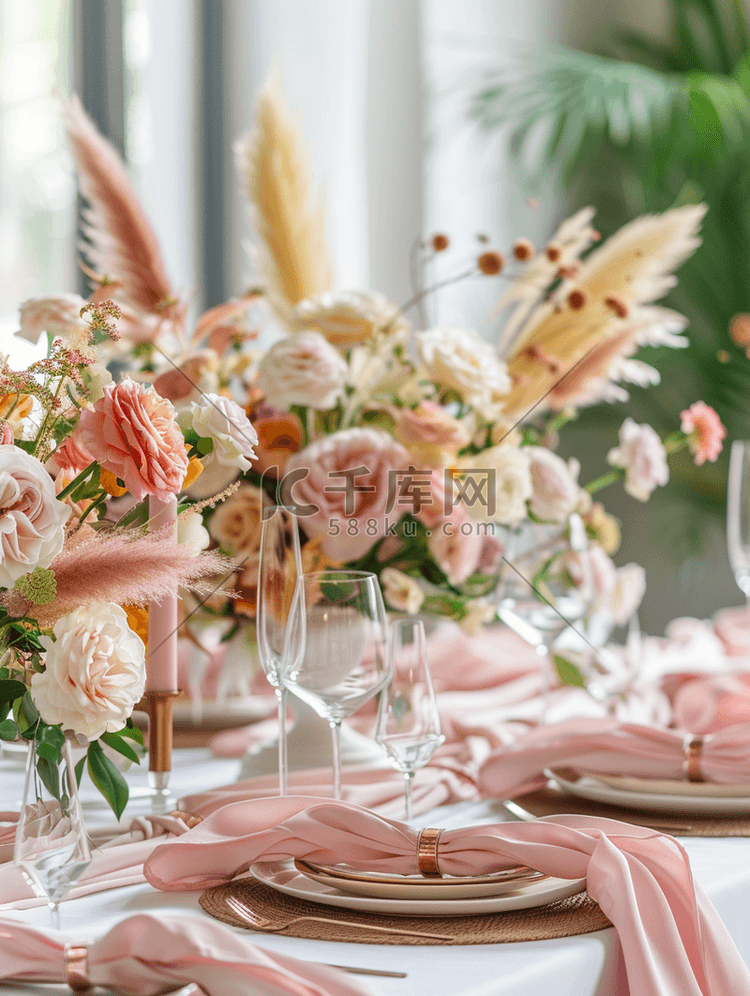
[477,718,750,799]
[0,912,368,996]
[672,673,750,734]
[142,796,750,996]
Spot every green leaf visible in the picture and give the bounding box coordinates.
[36,724,66,762]
[87,742,129,820]
[0,679,27,703]
[120,722,144,747]
[36,756,60,800]
[74,755,86,787]
[100,731,141,765]
[553,654,586,688]
[0,718,18,740]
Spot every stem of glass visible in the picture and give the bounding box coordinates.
[404,770,415,821]
[49,900,60,932]
[276,686,288,797]
[330,720,342,800]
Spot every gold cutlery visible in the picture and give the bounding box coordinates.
[226,894,453,942]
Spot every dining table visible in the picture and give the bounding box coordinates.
[2,740,750,996]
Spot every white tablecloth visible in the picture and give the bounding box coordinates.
[2,747,750,996]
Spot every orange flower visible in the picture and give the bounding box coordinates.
[124,603,149,646]
[252,410,303,477]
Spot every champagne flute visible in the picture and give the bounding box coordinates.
[728,440,750,605]
[14,737,91,930]
[375,618,444,820]
[285,571,391,799]
[257,504,303,796]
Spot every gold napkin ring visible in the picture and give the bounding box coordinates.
[168,809,204,829]
[64,944,91,992]
[417,827,444,877]
[683,735,704,783]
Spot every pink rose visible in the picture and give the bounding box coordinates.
[414,470,450,528]
[49,433,94,475]
[285,428,410,560]
[394,401,470,466]
[428,514,483,586]
[680,401,726,466]
[477,529,505,574]
[526,446,582,522]
[565,544,617,607]
[79,378,188,501]
[607,418,668,501]
[0,423,13,445]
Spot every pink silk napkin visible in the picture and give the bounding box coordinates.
[672,673,750,734]
[0,911,368,996]
[143,796,750,996]
[477,718,750,799]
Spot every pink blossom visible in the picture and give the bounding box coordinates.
[0,423,13,445]
[428,514,483,586]
[49,433,95,474]
[17,293,88,344]
[607,418,668,502]
[414,470,450,528]
[284,428,411,560]
[526,446,582,522]
[680,402,726,466]
[79,378,188,501]
[394,401,470,466]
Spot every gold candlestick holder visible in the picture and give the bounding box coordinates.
[146,690,180,813]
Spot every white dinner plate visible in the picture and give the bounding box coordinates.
[250,861,586,917]
[548,769,750,816]
[293,858,547,900]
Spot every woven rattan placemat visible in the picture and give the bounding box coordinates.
[516,785,750,836]
[199,876,611,945]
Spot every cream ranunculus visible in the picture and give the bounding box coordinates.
[256,332,348,411]
[208,482,268,557]
[16,294,88,344]
[457,445,533,525]
[32,602,146,741]
[381,567,425,615]
[0,446,70,588]
[292,290,408,346]
[415,327,511,413]
[189,393,259,472]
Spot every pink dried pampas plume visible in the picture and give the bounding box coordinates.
[1,530,233,629]
[62,93,183,338]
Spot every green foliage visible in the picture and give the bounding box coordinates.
[87,740,129,820]
[471,0,750,553]
[553,654,587,688]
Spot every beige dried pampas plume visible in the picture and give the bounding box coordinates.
[234,70,334,323]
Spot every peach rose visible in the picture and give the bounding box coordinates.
[208,483,268,558]
[79,378,188,501]
[285,428,411,560]
[394,401,470,466]
[17,293,88,344]
[152,350,220,406]
[49,433,94,474]
[428,514,483,586]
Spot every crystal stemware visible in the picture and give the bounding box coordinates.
[14,737,91,930]
[375,618,444,820]
[728,440,750,605]
[257,504,303,796]
[285,570,391,799]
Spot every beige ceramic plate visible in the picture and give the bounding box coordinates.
[293,858,547,900]
[250,860,586,917]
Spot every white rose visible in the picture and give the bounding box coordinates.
[458,445,532,525]
[381,568,425,615]
[415,327,511,412]
[79,357,113,403]
[0,446,70,588]
[32,602,146,741]
[177,509,210,552]
[607,418,669,502]
[189,393,258,472]
[17,294,88,344]
[256,331,348,410]
[293,290,409,346]
[526,447,583,523]
[609,563,646,625]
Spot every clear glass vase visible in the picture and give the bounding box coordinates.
[14,736,91,929]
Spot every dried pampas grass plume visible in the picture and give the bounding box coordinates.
[62,93,183,333]
[501,204,706,418]
[0,531,232,629]
[234,69,334,322]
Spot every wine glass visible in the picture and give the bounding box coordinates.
[375,618,444,820]
[495,518,591,720]
[728,441,750,605]
[284,570,391,799]
[14,737,91,930]
[257,504,304,796]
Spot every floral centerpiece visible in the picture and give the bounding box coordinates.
[7,81,727,735]
[0,297,257,815]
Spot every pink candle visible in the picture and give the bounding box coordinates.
[146,495,179,693]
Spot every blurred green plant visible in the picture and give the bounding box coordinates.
[472,0,750,539]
